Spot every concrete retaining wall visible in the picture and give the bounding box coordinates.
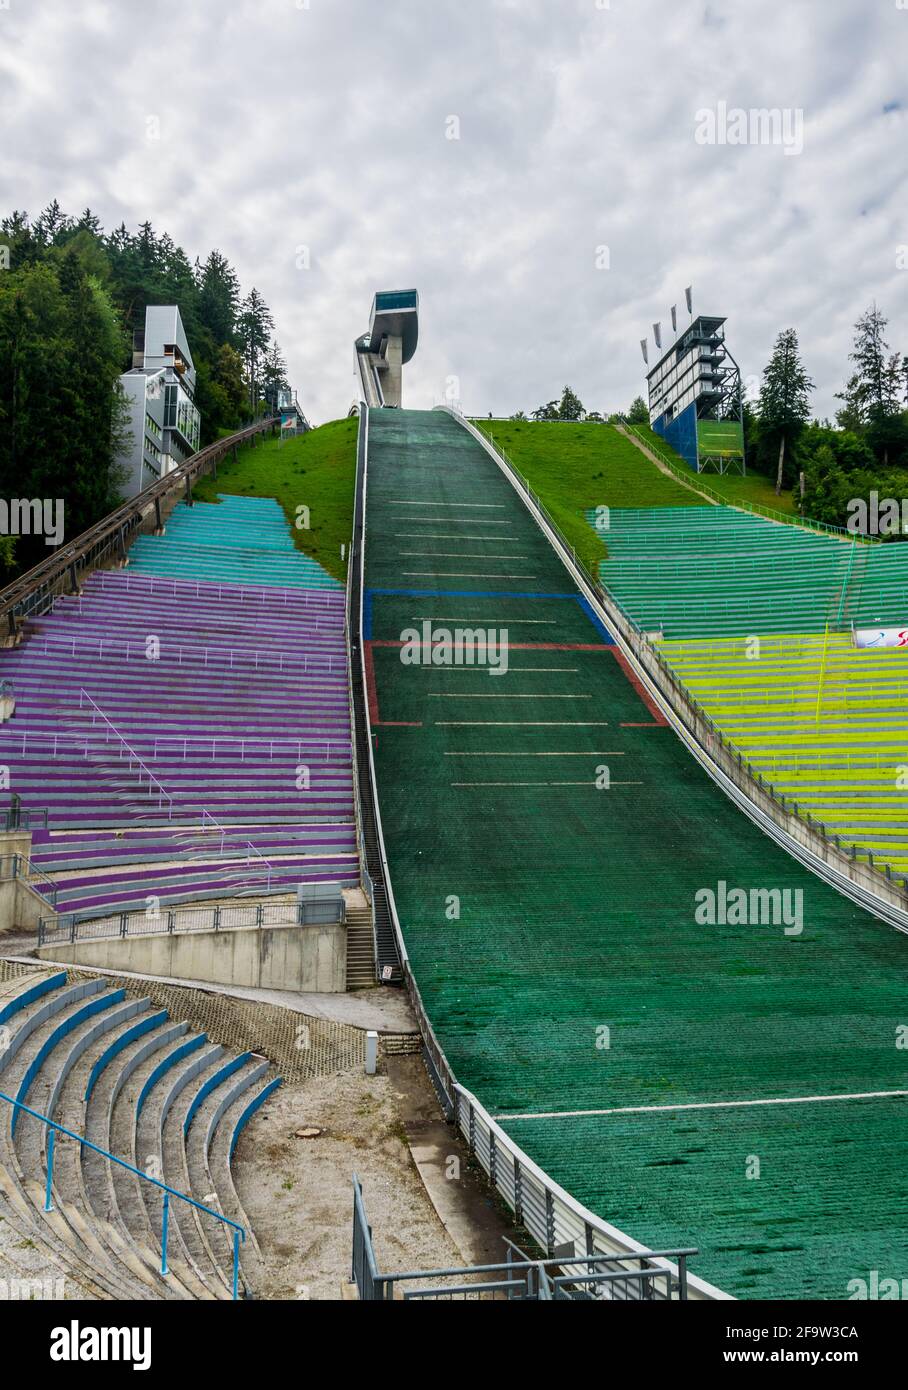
[35,921,347,993]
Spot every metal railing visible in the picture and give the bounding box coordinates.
[36,894,343,947]
[31,627,345,675]
[0,852,60,907]
[0,726,351,765]
[1,803,48,832]
[0,415,278,637]
[93,569,340,608]
[78,690,175,817]
[460,410,908,910]
[0,1087,246,1298]
[352,1177,696,1301]
[622,422,875,542]
[350,406,727,1300]
[198,809,275,890]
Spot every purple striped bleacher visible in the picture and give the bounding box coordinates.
[0,567,358,920]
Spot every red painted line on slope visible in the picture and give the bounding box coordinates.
[363,642,423,728]
[610,648,668,726]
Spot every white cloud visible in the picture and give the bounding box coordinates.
[1,0,907,422]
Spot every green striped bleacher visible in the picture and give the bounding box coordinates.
[590,505,908,640]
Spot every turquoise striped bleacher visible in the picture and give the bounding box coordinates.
[128,495,340,590]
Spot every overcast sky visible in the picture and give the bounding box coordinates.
[2,0,907,423]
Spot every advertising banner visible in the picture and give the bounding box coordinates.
[853,628,908,649]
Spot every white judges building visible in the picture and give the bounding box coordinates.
[116,305,202,499]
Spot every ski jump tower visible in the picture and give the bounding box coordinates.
[354,289,419,408]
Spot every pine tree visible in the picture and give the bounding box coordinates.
[848,306,899,418]
[76,209,103,235]
[196,250,240,345]
[837,306,906,466]
[236,288,274,411]
[32,199,70,246]
[558,385,585,421]
[261,341,289,394]
[757,328,814,494]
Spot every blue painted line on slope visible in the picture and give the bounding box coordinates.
[577,595,615,645]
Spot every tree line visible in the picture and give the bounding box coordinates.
[520,305,908,533]
[0,201,291,575]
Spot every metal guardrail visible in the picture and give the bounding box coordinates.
[622,422,875,542]
[352,1177,696,1301]
[31,626,345,675]
[0,852,60,907]
[463,412,908,905]
[36,894,344,948]
[1,803,48,832]
[0,1087,246,1298]
[93,569,337,608]
[0,415,278,637]
[0,726,350,764]
[349,406,727,1300]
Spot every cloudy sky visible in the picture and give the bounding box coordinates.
[2,0,907,423]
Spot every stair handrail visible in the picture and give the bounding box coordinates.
[8,852,60,906]
[77,690,174,819]
[196,809,275,888]
[0,1086,247,1299]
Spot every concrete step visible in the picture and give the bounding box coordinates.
[0,969,279,1301]
[0,977,151,1298]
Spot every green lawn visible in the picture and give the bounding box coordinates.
[472,420,702,570]
[192,417,357,582]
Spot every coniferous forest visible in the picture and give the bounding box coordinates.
[0,202,290,575]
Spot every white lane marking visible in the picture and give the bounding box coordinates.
[394,533,524,541]
[436,721,610,726]
[427,693,592,700]
[390,501,506,507]
[388,519,513,526]
[496,1090,908,1122]
[445,751,625,756]
[400,553,531,559]
[451,780,641,787]
[403,572,537,579]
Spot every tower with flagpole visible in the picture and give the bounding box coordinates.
[640,288,745,475]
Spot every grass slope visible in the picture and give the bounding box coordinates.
[192,417,357,582]
[473,420,702,570]
[632,423,798,515]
